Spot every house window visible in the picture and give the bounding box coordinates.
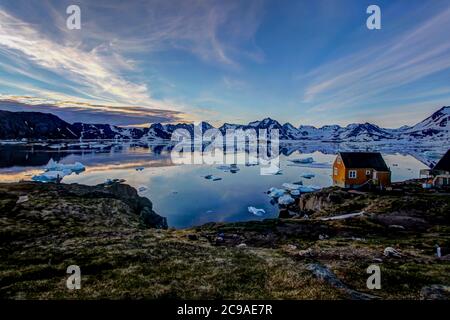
[334,167,338,176]
[444,177,449,185]
[337,158,341,164]
[366,170,371,176]
[348,170,357,179]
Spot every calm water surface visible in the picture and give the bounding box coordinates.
[0,142,441,228]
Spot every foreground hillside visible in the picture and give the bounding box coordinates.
[0,181,449,299]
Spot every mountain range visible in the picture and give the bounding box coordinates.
[0,106,449,143]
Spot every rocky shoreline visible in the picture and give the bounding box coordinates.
[0,180,449,299]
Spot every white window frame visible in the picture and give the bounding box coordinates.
[366,169,371,176]
[334,167,338,176]
[348,170,357,179]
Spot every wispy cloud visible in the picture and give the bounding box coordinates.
[0,96,184,126]
[301,6,450,113]
[0,1,265,122]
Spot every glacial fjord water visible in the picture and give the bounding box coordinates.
[0,141,442,228]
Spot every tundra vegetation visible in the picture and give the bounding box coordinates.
[0,180,449,300]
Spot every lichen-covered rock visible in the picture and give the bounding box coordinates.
[0,181,167,229]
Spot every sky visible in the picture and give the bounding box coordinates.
[0,0,449,128]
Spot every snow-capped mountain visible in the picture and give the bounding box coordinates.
[398,106,450,139]
[0,106,448,143]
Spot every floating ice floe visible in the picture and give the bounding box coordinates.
[282,183,302,191]
[204,174,222,181]
[290,190,301,196]
[135,167,145,171]
[248,206,266,216]
[137,185,148,192]
[268,187,286,198]
[216,164,240,173]
[301,174,315,179]
[261,166,283,175]
[32,169,72,182]
[297,185,321,193]
[278,194,295,205]
[45,159,85,172]
[290,157,314,164]
[105,178,126,184]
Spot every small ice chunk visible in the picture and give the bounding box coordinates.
[32,170,71,182]
[298,185,321,193]
[248,206,265,216]
[268,187,286,198]
[290,157,314,164]
[137,185,148,192]
[205,175,222,181]
[302,174,315,179]
[216,164,240,173]
[290,190,301,196]
[261,166,282,175]
[135,167,145,171]
[278,194,295,205]
[282,183,302,191]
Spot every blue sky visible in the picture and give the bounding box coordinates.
[0,0,449,127]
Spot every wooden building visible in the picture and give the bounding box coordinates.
[333,152,391,189]
[420,149,450,187]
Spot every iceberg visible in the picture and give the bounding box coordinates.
[248,206,265,216]
[268,187,286,198]
[282,183,302,191]
[278,194,295,205]
[32,170,71,182]
[45,159,85,172]
[261,166,283,175]
[298,185,321,193]
[290,190,301,196]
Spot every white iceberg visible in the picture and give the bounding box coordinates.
[248,206,265,216]
[282,183,302,191]
[45,159,85,172]
[268,187,286,198]
[32,169,72,182]
[261,166,282,175]
[278,194,295,205]
[290,190,301,196]
[298,185,321,193]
